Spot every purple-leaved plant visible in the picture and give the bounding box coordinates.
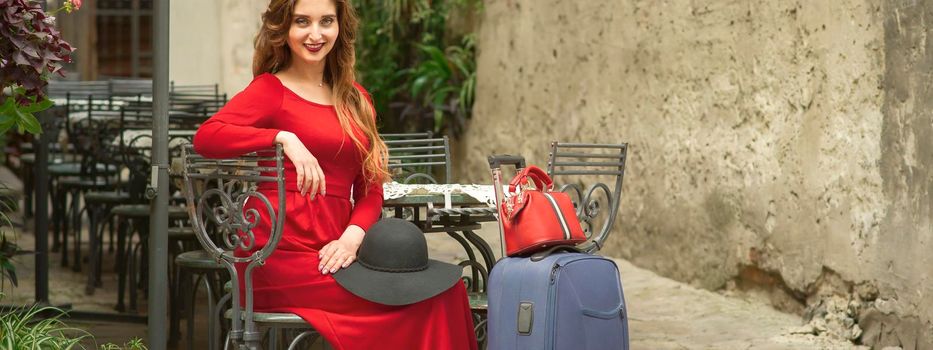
[0,0,79,134]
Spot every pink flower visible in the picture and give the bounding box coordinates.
[69,0,81,10]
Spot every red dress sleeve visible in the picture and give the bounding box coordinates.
[193,73,284,158]
[347,83,384,231]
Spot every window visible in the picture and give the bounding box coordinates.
[96,0,153,77]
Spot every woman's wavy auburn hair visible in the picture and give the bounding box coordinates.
[252,0,389,187]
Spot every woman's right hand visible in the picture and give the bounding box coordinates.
[275,131,326,198]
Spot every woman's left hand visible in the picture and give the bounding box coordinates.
[318,226,365,275]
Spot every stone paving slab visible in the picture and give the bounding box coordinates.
[616,257,865,349]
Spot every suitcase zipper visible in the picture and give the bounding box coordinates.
[545,263,560,350]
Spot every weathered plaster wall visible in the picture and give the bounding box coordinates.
[215,0,268,95]
[171,0,266,94]
[170,0,223,87]
[459,0,932,346]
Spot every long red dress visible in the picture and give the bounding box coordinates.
[193,73,478,350]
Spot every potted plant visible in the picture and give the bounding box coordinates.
[0,0,80,135]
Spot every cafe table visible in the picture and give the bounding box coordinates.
[381,183,500,295]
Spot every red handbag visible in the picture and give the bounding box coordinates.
[499,166,586,256]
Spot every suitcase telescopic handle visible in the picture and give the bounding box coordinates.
[487,154,526,170]
[488,154,526,260]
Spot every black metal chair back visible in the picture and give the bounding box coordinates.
[170,82,220,96]
[117,106,195,199]
[70,108,122,183]
[386,135,451,184]
[110,78,153,97]
[182,144,287,350]
[169,92,227,125]
[48,80,110,99]
[546,141,628,253]
[382,132,433,140]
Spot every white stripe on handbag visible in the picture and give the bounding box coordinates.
[542,193,571,240]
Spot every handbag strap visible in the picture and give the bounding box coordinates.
[508,165,553,193]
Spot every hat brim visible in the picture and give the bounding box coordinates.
[332,259,462,306]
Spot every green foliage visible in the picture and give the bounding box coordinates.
[0,302,90,349]
[0,294,147,349]
[0,182,19,289]
[99,338,147,350]
[0,0,77,135]
[0,85,50,135]
[352,0,482,136]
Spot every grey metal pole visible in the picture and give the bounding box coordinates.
[33,0,50,307]
[33,111,53,304]
[149,0,169,348]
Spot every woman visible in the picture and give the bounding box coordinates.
[192,0,478,348]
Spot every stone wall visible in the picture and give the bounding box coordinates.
[170,0,266,94]
[170,0,223,88]
[457,0,932,347]
[215,0,268,95]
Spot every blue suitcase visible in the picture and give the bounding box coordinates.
[487,249,629,350]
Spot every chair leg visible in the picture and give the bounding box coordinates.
[71,192,85,272]
[96,211,115,288]
[268,327,278,350]
[129,235,142,313]
[85,203,101,295]
[215,293,232,350]
[50,180,61,252]
[22,164,33,218]
[108,213,116,253]
[187,273,207,350]
[60,188,77,267]
[205,273,218,350]
[138,227,150,298]
[115,216,128,312]
[170,264,186,347]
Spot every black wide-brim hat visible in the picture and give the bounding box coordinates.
[333,218,462,306]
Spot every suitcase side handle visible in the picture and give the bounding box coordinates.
[582,304,626,320]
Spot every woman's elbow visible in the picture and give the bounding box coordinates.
[192,127,223,158]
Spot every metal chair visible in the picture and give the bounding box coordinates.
[57,110,124,271]
[110,117,192,311]
[385,135,451,184]
[182,144,320,350]
[49,95,122,264]
[172,239,226,350]
[545,141,629,253]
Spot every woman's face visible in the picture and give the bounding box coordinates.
[286,0,338,68]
